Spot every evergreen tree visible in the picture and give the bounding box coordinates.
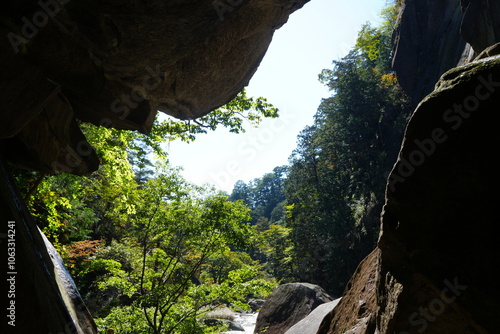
[284,2,410,296]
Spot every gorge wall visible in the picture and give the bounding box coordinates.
[318,0,500,333]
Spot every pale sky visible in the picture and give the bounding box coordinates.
[164,0,387,193]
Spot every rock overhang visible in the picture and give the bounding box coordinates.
[0,0,309,174]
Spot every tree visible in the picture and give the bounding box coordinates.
[90,174,275,333]
[284,2,410,296]
[150,89,279,143]
[285,124,357,294]
[229,166,287,226]
[16,85,280,245]
[228,180,251,206]
[258,224,293,282]
[10,85,281,333]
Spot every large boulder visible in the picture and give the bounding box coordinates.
[317,249,379,334]
[0,0,309,174]
[254,283,333,334]
[285,298,341,334]
[0,157,96,334]
[318,52,500,334]
[378,47,500,334]
[380,2,500,331]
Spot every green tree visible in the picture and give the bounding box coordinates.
[151,89,279,143]
[11,85,281,333]
[229,166,287,226]
[90,174,275,333]
[201,246,260,285]
[258,224,294,282]
[16,85,280,245]
[284,3,410,296]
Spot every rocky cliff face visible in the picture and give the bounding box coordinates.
[393,0,500,106]
[318,1,500,333]
[379,48,500,334]
[392,0,474,107]
[0,1,308,333]
[0,0,308,174]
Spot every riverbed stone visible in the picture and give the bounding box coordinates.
[254,282,333,334]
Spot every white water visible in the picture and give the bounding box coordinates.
[225,312,259,334]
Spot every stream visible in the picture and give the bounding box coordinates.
[225,312,259,334]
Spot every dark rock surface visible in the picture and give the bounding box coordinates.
[318,56,500,334]
[378,50,500,334]
[393,0,500,108]
[380,2,500,331]
[0,157,97,334]
[392,0,473,107]
[39,226,97,333]
[0,0,308,174]
[316,249,378,334]
[254,282,333,334]
[461,0,500,53]
[248,298,266,312]
[285,298,341,334]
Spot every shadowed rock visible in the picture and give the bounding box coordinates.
[254,282,333,334]
[0,0,309,174]
[316,249,378,334]
[285,298,341,334]
[378,50,500,334]
[0,157,97,334]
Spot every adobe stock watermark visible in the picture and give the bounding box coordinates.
[399,277,467,333]
[52,64,164,174]
[5,221,17,327]
[99,64,164,129]
[388,72,500,192]
[210,110,295,189]
[51,142,94,174]
[7,0,70,54]
[212,0,245,21]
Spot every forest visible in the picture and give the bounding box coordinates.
[12,2,410,333]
